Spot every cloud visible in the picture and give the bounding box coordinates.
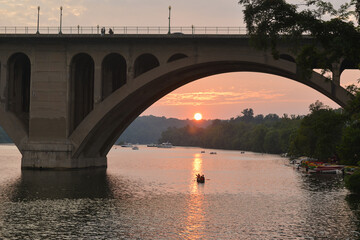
[0,0,88,26]
[158,90,285,106]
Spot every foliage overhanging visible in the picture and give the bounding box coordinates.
[238,0,360,80]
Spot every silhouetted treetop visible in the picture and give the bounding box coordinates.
[238,0,360,80]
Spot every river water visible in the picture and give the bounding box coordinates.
[0,144,359,239]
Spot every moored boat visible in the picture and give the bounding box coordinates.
[311,166,344,174]
[300,161,344,174]
[147,143,158,147]
[121,143,133,148]
[157,142,173,148]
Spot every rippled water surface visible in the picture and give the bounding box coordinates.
[0,144,360,239]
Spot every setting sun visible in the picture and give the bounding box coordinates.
[194,113,203,121]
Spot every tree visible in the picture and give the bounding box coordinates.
[241,108,254,122]
[338,92,360,165]
[338,125,360,165]
[159,111,300,154]
[264,113,280,123]
[238,0,360,79]
[251,125,268,152]
[289,102,344,160]
[309,100,329,113]
[263,130,281,153]
[345,172,360,194]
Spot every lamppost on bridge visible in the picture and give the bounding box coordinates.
[168,5,171,34]
[59,6,63,34]
[36,6,40,34]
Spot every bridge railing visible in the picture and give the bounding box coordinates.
[0,26,248,35]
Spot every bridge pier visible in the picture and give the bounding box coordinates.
[332,62,341,86]
[21,143,107,169]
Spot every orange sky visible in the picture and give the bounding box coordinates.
[142,70,360,119]
[1,0,357,120]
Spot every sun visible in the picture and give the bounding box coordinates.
[194,113,203,121]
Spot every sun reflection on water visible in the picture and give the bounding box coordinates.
[180,153,206,239]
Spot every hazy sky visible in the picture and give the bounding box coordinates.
[1,0,358,119]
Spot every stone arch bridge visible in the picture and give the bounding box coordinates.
[0,34,354,169]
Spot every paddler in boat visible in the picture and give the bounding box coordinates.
[196,174,205,183]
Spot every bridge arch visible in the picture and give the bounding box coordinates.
[7,52,31,131]
[279,54,295,63]
[168,53,188,63]
[69,55,351,161]
[134,53,160,78]
[69,53,95,133]
[102,53,127,100]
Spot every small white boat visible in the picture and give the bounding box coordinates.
[121,143,133,148]
[321,169,342,174]
[147,143,158,147]
[132,146,139,150]
[157,142,173,148]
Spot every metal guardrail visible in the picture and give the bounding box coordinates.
[0,26,247,35]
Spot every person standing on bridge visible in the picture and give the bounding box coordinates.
[109,28,114,35]
[101,27,105,36]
